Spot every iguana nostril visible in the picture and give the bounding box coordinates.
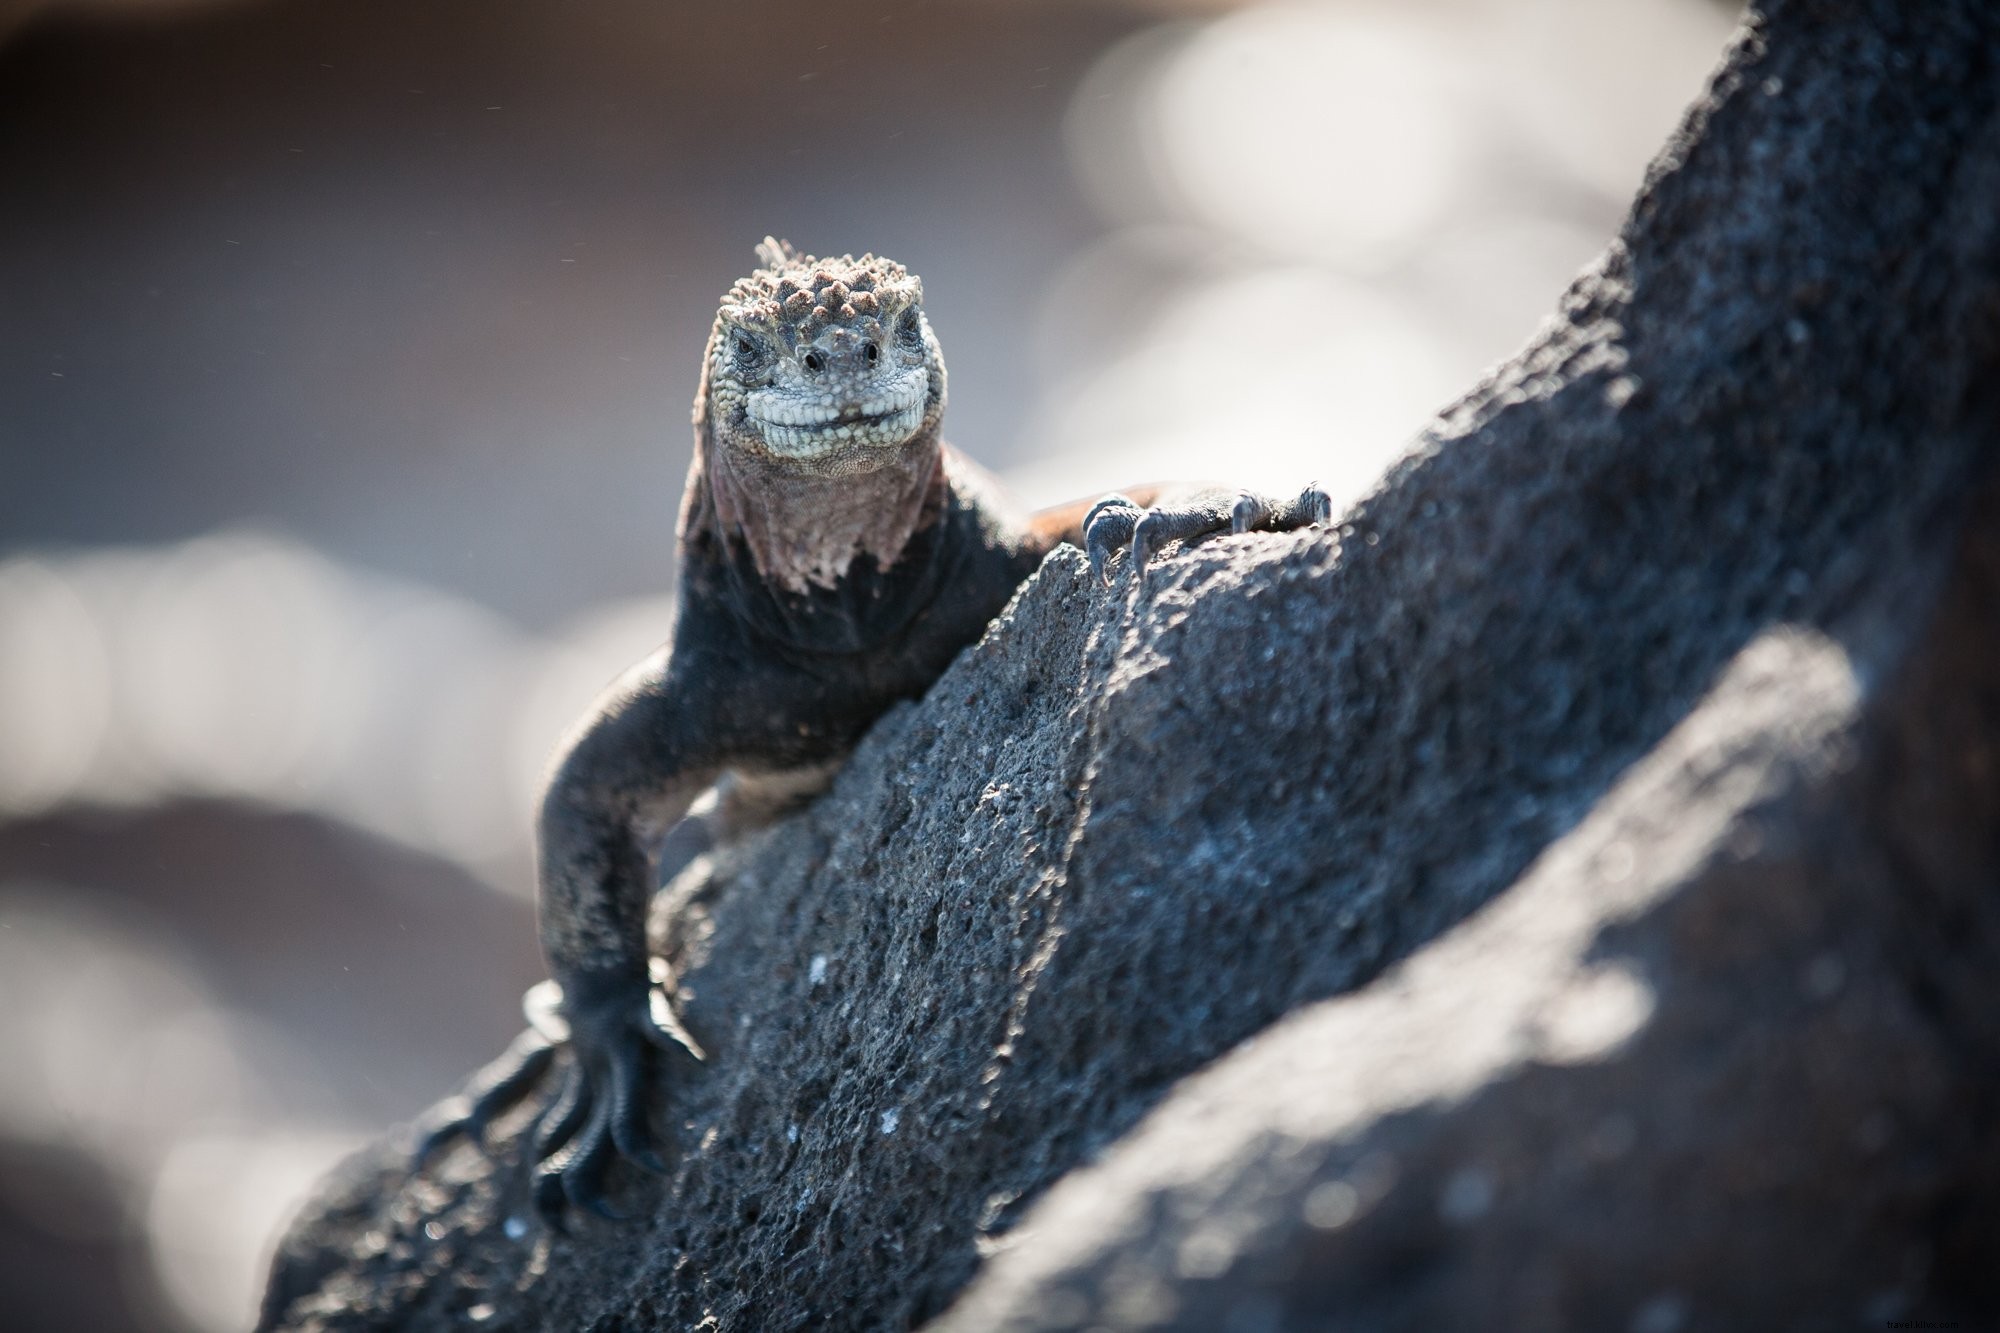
[802,351,825,375]
[864,343,879,367]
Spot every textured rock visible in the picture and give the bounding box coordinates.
[938,495,2000,1330]
[261,1,2000,1328]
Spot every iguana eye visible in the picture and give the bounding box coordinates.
[730,332,770,371]
[897,308,924,348]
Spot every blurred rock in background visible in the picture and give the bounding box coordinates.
[0,0,1734,1326]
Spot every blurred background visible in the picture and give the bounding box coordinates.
[0,0,1736,1327]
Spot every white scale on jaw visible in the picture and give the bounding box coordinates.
[746,373,928,454]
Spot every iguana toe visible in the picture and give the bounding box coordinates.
[530,1063,590,1162]
[409,1030,555,1169]
[1084,494,1142,586]
[1130,497,1234,571]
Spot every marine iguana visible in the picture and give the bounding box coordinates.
[416,239,1330,1220]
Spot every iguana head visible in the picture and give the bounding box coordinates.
[695,238,945,478]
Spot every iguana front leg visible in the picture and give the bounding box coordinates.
[415,647,722,1221]
[528,651,727,1219]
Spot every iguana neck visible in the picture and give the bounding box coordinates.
[686,433,949,595]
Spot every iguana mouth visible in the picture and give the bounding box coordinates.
[750,404,927,458]
[746,374,929,457]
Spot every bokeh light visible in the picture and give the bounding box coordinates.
[0,558,111,812]
[1020,0,1733,513]
[0,883,365,1330]
[0,531,675,892]
[1149,6,1468,263]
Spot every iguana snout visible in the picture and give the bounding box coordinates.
[743,318,933,457]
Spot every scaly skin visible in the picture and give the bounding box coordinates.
[413,238,1330,1222]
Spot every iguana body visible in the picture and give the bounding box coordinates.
[418,240,1328,1219]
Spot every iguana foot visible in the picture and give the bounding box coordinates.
[411,975,692,1227]
[1085,484,1331,586]
[522,972,690,1226]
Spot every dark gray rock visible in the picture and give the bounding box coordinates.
[260,0,2000,1327]
[938,489,2000,1331]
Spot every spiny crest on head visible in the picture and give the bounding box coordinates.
[721,236,919,344]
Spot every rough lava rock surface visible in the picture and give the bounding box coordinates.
[262,1,2000,1328]
[938,492,2000,1331]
